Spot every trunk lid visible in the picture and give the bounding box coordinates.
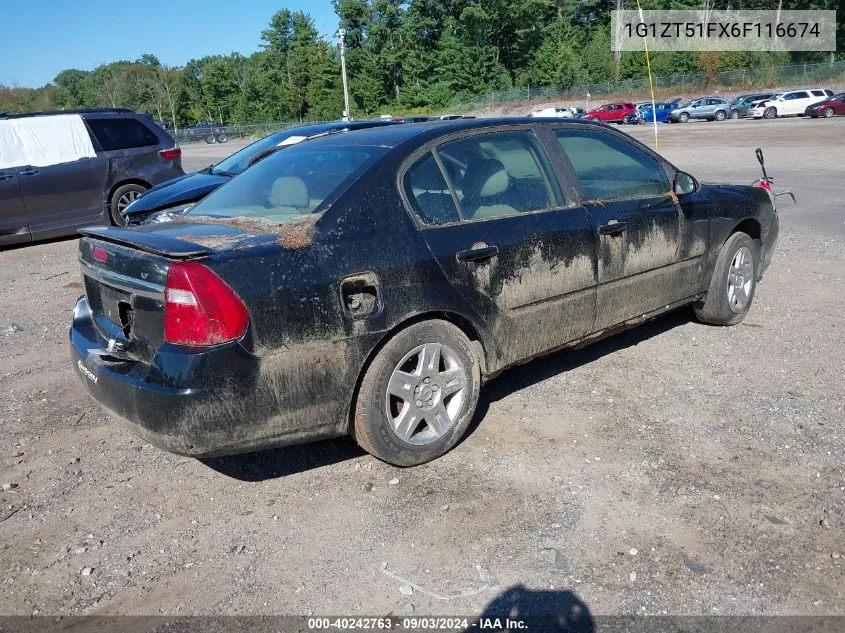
[78,220,304,362]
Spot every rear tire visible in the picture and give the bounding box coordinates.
[110,183,147,226]
[763,107,777,119]
[714,110,727,121]
[823,107,835,118]
[352,320,481,466]
[694,232,758,326]
[205,134,216,144]
[216,133,228,143]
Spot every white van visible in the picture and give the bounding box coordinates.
[748,88,834,119]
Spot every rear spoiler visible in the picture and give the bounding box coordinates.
[79,226,212,258]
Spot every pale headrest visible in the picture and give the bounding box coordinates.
[270,176,309,209]
[463,159,509,200]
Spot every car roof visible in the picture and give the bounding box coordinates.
[293,117,612,151]
[267,120,398,139]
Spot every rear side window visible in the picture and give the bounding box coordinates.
[85,118,159,151]
[557,130,669,201]
[811,90,826,97]
[434,131,557,221]
[405,153,460,226]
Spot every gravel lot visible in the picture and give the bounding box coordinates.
[1,118,843,619]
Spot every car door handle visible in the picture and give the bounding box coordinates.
[19,168,40,176]
[598,221,628,236]
[0,174,14,181]
[456,244,499,263]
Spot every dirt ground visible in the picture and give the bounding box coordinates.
[1,117,843,619]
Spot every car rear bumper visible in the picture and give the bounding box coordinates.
[69,296,342,457]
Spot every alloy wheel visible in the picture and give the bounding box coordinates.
[117,190,142,213]
[385,342,467,446]
[726,246,754,314]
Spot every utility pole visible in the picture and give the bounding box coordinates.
[337,28,352,121]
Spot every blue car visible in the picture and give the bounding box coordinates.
[635,102,674,124]
[122,120,399,224]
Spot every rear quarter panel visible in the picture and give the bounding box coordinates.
[698,183,776,275]
[202,161,488,440]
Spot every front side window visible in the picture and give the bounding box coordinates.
[85,118,158,151]
[557,129,670,201]
[187,145,384,224]
[433,131,557,221]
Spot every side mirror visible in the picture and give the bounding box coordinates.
[674,171,698,195]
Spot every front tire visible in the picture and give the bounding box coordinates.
[823,107,835,118]
[763,107,777,119]
[694,232,758,326]
[730,110,740,119]
[678,112,690,123]
[110,183,147,226]
[353,320,481,466]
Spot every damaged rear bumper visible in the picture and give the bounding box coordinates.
[69,296,340,457]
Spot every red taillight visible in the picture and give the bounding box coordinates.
[159,147,182,160]
[92,246,108,263]
[164,262,248,346]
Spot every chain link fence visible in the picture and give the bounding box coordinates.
[173,121,314,145]
[452,60,845,111]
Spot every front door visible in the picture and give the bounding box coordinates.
[781,91,810,115]
[554,126,705,330]
[0,169,30,243]
[402,128,597,368]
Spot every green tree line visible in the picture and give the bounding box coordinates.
[1,0,841,124]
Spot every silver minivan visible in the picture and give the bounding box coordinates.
[0,108,183,246]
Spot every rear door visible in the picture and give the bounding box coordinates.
[16,154,108,229]
[403,127,597,366]
[554,125,707,330]
[0,169,30,243]
[84,115,165,187]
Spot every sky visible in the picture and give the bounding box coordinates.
[0,0,339,88]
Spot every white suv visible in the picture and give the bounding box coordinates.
[748,88,834,119]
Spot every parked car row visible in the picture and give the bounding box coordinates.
[526,87,844,126]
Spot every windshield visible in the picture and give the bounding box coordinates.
[210,130,308,176]
[188,144,385,224]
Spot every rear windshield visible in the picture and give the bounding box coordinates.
[187,145,385,224]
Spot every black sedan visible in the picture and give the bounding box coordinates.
[70,118,780,466]
[121,120,399,225]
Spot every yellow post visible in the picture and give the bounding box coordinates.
[635,0,659,150]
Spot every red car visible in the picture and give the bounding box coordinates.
[584,102,637,123]
[805,92,845,118]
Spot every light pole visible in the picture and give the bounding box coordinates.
[336,28,351,121]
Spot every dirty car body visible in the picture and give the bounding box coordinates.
[70,119,780,465]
